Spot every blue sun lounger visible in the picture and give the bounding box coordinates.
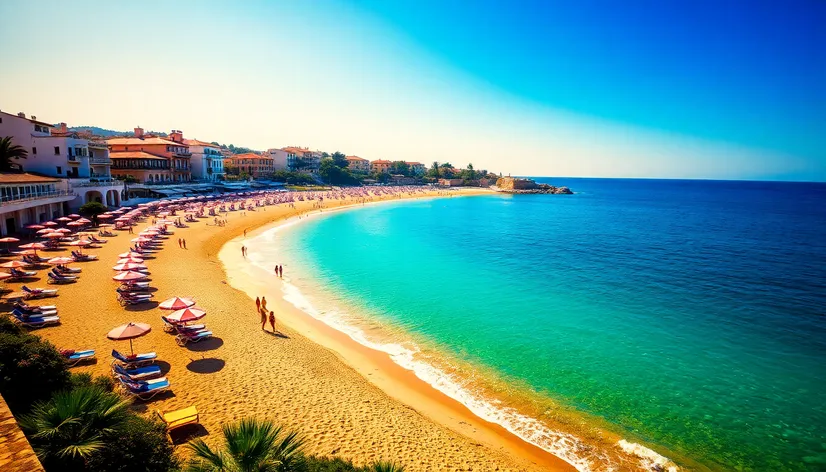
[112,363,163,381]
[63,350,96,366]
[118,376,170,400]
[111,349,157,368]
[12,312,60,328]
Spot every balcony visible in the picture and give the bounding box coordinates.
[67,155,81,164]
[113,164,170,170]
[89,157,112,165]
[0,190,77,205]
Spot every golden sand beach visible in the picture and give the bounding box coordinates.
[3,188,574,472]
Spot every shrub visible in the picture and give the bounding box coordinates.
[305,456,363,471]
[86,415,180,472]
[69,372,116,392]
[0,314,23,335]
[0,332,71,413]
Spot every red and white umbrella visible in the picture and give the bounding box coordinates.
[1,260,31,269]
[19,242,46,250]
[43,221,58,227]
[97,214,113,219]
[107,322,151,354]
[66,221,85,227]
[26,225,45,230]
[158,297,195,310]
[68,214,81,218]
[112,271,148,282]
[48,256,75,265]
[36,228,53,234]
[56,217,72,222]
[165,307,206,324]
[55,228,72,234]
[116,258,144,265]
[112,262,147,271]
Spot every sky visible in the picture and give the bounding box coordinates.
[0,0,824,181]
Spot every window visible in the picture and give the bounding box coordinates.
[54,146,60,155]
[32,147,37,155]
[56,166,62,174]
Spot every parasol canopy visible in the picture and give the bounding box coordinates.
[158,297,195,310]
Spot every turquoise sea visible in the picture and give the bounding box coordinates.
[250,179,826,471]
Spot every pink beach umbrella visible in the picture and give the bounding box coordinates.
[158,297,195,310]
[68,214,81,219]
[66,221,85,227]
[36,228,53,234]
[97,214,113,220]
[48,256,75,265]
[106,322,151,354]
[1,260,31,269]
[19,242,45,255]
[165,307,206,324]
[117,252,144,258]
[116,258,144,265]
[0,237,19,251]
[56,217,72,222]
[43,221,58,227]
[55,228,72,234]
[112,262,147,271]
[26,225,45,230]
[112,271,148,282]
[42,233,63,239]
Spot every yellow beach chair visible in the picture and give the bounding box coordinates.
[156,405,199,434]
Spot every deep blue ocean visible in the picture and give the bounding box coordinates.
[260,178,826,471]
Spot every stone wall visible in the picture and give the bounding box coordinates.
[0,394,44,471]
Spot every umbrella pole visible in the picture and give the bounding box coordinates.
[130,339,134,355]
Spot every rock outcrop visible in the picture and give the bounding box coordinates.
[494,177,572,194]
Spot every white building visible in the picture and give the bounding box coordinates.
[0,173,75,236]
[266,148,289,171]
[185,138,224,181]
[281,147,321,173]
[0,111,119,208]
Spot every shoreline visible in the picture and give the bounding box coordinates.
[218,189,576,471]
[18,186,574,471]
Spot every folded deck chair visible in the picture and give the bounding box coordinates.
[156,405,199,433]
[112,363,162,381]
[12,312,60,328]
[111,349,157,367]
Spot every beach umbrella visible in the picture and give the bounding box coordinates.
[1,260,30,268]
[112,262,147,271]
[66,221,85,227]
[42,233,63,239]
[68,240,90,247]
[112,271,147,282]
[55,228,72,233]
[158,296,195,310]
[117,252,142,258]
[116,258,144,264]
[56,217,72,222]
[0,237,19,251]
[36,228,52,234]
[43,221,58,227]
[68,214,81,219]
[107,322,151,355]
[165,307,206,324]
[0,273,11,281]
[26,225,45,230]
[77,218,92,224]
[19,242,45,250]
[48,256,74,265]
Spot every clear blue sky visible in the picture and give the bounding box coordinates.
[1,0,824,180]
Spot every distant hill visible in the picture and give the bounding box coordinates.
[68,126,168,138]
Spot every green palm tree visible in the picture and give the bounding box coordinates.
[0,136,28,171]
[20,386,131,470]
[187,418,306,472]
[370,461,406,472]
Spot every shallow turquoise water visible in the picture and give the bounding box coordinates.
[266,179,826,471]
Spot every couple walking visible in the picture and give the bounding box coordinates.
[256,296,276,333]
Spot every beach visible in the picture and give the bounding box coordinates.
[7,187,574,472]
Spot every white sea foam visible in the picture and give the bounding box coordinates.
[246,212,679,472]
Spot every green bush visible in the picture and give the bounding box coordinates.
[0,332,71,413]
[0,314,23,335]
[69,372,116,392]
[306,456,362,472]
[86,415,180,472]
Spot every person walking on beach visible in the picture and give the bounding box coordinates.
[182,239,187,249]
[256,296,261,313]
[261,296,267,313]
[178,238,182,248]
[278,265,283,278]
[260,306,267,330]
[244,228,248,238]
[269,310,276,332]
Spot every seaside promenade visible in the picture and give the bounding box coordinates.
[1,187,573,471]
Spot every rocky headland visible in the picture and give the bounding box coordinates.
[494,177,573,194]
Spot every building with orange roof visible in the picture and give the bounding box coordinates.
[184,138,224,181]
[345,156,370,173]
[266,149,289,171]
[223,152,274,179]
[281,146,321,173]
[107,127,191,183]
[370,159,392,174]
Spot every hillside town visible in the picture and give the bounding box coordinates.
[0,109,499,236]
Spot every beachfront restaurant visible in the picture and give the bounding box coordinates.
[0,173,75,236]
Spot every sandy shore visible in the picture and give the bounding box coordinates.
[4,187,574,471]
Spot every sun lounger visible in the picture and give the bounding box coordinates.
[161,316,205,333]
[117,376,170,400]
[156,405,199,433]
[12,306,57,317]
[111,349,157,368]
[55,265,82,274]
[112,363,163,381]
[62,349,96,366]
[12,312,60,328]
[48,272,77,284]
[22,286,58,298]
[175,330,213,346]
